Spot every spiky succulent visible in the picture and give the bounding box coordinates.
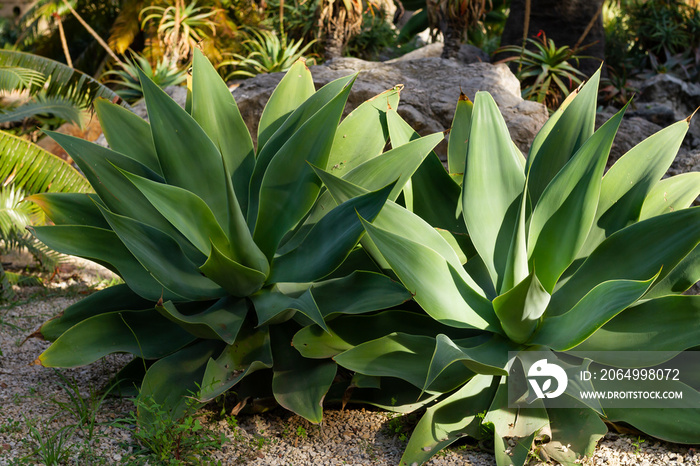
[27,50,449,424]
[296,69,700,465]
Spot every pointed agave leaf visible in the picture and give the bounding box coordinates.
[94,99,161,175]
[528,106,626,292]
[191,49,255,213]
[541,401,607,465]
[199,241,267,297]
[28,225,186,302]
[252,80,354,259]
[646,245,700,297]
[199,322,273,402]
[603,407,700,445]
[46,131,203,263]
[122,171,230,258]
[37,309,196,368]
[271,326,336,424]
[326,86,400,176]
[361,216,497,331]
[493,271,550,344]
[269,183,393,283]
[40,284,154,341]
[293,310,471,359]
[462,92,526,291]
[400,375,498,466]
[423,334,510,392]
[581,118,688,256]
[533,274,657,350]
[251,286,329,332]
[639,172,700,220]
[257,59,315,153]
[334,333,473,391]
[248,75,357,228]
[447,92,473,176]
[157,298,249,344]
[526,70,600,205]
[548,207,700,316]
[574,296,700,352]
[27,193,108,229]
[98,206,226,301]
[138,67,230,226]
[139,340,224,424]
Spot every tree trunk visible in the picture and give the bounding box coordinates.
[498,0,605,78]
[441,25,462,59]
[324,29,345,61]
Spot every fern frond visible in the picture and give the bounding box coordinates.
[0,130,91,194]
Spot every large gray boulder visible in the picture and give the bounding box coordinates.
[232,57,548,157]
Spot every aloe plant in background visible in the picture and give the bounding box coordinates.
[296,69,700,465]
[27,49,449,426]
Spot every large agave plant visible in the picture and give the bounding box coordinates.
[27,50,448,424]
[297,69,700,465]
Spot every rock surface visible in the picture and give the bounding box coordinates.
[232,57,548,157]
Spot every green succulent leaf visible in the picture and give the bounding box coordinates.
[40,284,154,341]
[326,86,400,176]
[526,69,600,205]
[199,322,273,402]
[270,183,393,283]
[447,93,473,176]
[271,326,336,424]
[99,206,226,301]
[361,216,497,330]
[27,192,108,229]
[157,298,249,344]
[548,207,700,316]
[492,270,550,344]
[138,66,230,227]
[581,119,689,255]
[462,92,526,291]
[528,105,626,292]
[639,172,700,220]
[334,333,474,392]
[191,49,255,213]
[603,407,700,444]
[574,296,700,352]
[257,59,314,152]
[248,74,356,227]
[252,78,355,259]
[400,374,498,466]
[94,98,161,175]
[293,310,473,359]
[139,339,224,424]
[647,245,700,297]
[541,401,607,466]
[423,334,510,392]
[29,225,185,302]
[533,274,657,350]
[251,285,329,332]
[45,131,203,263]
[199,241,267,297]
[38,309,196,368]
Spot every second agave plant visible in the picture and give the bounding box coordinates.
[27,50,450,425]
[297,69,700,465]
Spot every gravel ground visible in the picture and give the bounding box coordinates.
[1,258,699,465]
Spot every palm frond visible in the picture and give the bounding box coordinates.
[0,130,91,195]
[0,95,83,125]
[0,65,45,91]
[0,185,37,238]
[0,50,128,109]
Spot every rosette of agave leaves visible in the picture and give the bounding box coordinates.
[297,69,700,465]
[27,50,451,424]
